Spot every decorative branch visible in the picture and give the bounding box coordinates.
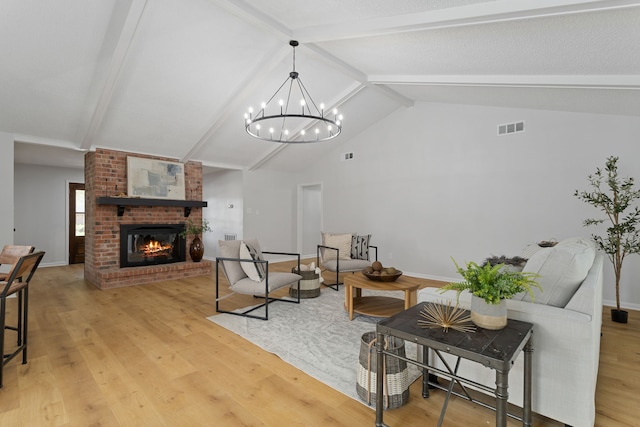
[418,301,476,333]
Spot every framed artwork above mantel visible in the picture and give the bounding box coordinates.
[127,156,186,200]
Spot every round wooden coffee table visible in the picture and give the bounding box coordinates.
[344,272,419,320]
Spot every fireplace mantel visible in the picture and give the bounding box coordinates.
[97,197,207,217]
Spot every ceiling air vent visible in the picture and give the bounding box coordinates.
[498,121,525,136]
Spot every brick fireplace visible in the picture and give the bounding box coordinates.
[84,148,212,289]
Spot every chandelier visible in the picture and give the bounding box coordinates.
[244,40,343,143]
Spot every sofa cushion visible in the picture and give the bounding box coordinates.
[321,258,372,272]
[515,237,596,307]
[321,232,353,261]
[231,272,302,294]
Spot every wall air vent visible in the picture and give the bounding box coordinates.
[498,121,525,136]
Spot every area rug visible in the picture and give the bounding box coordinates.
[207,287,421,404]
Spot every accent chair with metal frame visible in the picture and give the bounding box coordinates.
[0,250,45,388]
[216,239,302,320]
[317,232,378,291]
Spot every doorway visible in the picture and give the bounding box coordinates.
[297,183,322,257]
[69,182,85,264]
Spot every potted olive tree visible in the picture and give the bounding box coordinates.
[440,259,540,330]
[575,156,640,323]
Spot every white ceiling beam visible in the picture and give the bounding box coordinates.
[304,44,413,108]
[78,0,148,150]
[14,134,86,151]
[180,0,293,165]
[211,0,291,40]
[201,160,244,171]
[294,0,640,42]
[369,75,640,89]
[179,44,290,163]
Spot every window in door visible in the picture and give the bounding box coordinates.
[69,183,85,264]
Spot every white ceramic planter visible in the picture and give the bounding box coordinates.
[470,295,507,330]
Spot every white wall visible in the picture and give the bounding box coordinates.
[202,169,243,259]
[243,168,298,257]
[14,163,84,266]
[290,102,640,309]
[0,134,14,244]
[300,184,322,257]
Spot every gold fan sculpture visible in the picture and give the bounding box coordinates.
[418,301,476,333]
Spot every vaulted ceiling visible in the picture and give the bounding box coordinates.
[5,0,640,173]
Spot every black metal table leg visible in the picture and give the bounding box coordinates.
[422,345,429,398]
[523,339,533,427]
[495,369,508,427]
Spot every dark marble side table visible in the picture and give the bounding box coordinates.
[375,302,534,427]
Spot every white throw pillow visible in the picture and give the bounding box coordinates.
[239,241,266,282]
[321,232,353,261]
[517,237,596,307]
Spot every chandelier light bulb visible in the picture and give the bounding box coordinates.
[269,127,274,134]
[256,124,261,130]
[249,107,254,113]
[338,114,343,121]
[300,129,306,135]
[284,129,289,135]
[333,108,338,115]
[261,102,266,109]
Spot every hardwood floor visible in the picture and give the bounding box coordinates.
[0,259,638,426]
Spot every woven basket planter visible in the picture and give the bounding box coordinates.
[289,268,320,298]
[356,331,409,409]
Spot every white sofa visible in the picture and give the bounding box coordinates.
[417,237,604,427]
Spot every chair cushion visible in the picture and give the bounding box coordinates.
[515,237,596,307]
[351,234,371,260]
[239,241,266,282]
[322,258,372,272]
[321,232,353,261]
[218,238,262,285]
[231,272,302,295]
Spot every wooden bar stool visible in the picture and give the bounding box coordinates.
[0,245,35,281]
[0,251,45,388]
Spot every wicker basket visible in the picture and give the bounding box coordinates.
[289,268,320,298]
[356,331,409,409]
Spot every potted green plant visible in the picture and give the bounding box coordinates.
[440,259,540,330]
[180,218,212,262]
[574,156,640,323]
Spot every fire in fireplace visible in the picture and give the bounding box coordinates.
[120,224,186,267]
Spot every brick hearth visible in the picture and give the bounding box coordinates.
[84,148,212,289]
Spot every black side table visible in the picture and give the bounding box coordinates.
[374,302,534,427]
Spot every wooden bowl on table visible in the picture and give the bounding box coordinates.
[362,270,403,282]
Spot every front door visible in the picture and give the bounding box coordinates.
[69,182,85,264]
